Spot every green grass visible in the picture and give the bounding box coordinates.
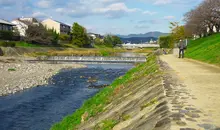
[185,33,220,66]
[16,41,43,47]
[94,120,119,130]
[8,68,16,71]
[50,54,158,130]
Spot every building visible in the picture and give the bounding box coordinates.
[87,33,104,40]
[11,17,40,36]
[0,19,15,31]
[41,19,71,34]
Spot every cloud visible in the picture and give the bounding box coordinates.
[138,19,161,24]
[32,12,48,19]
[93,3,139,18]
[135,24,149,29]
[142,10,157,15]
[37,0,52,8]
[154,0,172,5]
[163,15,175,20]
[56,2,139,18]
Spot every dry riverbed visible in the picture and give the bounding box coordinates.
[0,57,85,96]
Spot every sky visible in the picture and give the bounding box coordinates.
[0,0,203,35]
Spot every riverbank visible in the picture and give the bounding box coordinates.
[51,54,170,130]
[0,57,85,96]
[185,33,220,66]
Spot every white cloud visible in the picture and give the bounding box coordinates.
[32,12,48,18]
[37,0,52,8]
[163,15,175,20]
[135,24,149,29]
[93,3,139,13]
[154,0,172,5]
[142,10,157,15]
[56,2,139,18]
[55,8,65,13]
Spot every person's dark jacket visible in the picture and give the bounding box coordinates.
[178,41,186,50]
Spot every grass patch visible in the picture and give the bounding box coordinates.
[94,120,119,130]
[50,54,158,130]
[185,33,220,66]
[140,97,158,111]
[121,114,131,121]
[16,41,43,47]
[8,68,16,71]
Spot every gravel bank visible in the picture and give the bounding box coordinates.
[0,61,85,96]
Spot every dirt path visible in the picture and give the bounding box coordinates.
[160,54,220,130]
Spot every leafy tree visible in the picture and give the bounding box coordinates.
[170,22,186,42]
[48,29,59,45]
[59,34,70,41]
[112,36,123,46]
[159,35,174,48]
[103,35,114,47]
[94,37,104,45]
[103,35,122,47]
[72,22,89,47]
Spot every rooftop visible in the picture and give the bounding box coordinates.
[43,18,71,27]
[0,19,15,26]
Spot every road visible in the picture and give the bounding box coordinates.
[160,53,220,130]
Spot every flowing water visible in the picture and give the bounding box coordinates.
[0,64,133,130]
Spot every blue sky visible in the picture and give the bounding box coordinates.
[0,0,203,35]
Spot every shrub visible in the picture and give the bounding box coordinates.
[59,34,70,41]
[0,30,13,40]
[0,41,16,47]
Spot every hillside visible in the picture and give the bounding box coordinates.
[117,31,169,38]
[120,37,157,44]
[185,33,220,66]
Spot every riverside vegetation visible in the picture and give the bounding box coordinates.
[51,54,170,130]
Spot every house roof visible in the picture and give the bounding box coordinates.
[0,19,15,26]
[14,18,40,26]
[42,18,71,27]
[54,20,71,27]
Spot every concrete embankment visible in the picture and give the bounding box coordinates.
[0,57,85,96]
[51,55,171,130]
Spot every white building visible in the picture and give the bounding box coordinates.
[11,17,39,36]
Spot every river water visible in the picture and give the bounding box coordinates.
[0,64,133,130]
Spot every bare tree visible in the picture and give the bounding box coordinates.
[184,0,220,37]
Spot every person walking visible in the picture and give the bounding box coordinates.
[178,40,186,58]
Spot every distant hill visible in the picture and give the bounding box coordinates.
[117,31,169,38]
[120,37,157,44]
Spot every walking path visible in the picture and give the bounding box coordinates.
[159,53,220,130]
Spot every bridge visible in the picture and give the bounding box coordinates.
[121,44,160,49]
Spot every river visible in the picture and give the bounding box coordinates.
[0,64,133,130]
